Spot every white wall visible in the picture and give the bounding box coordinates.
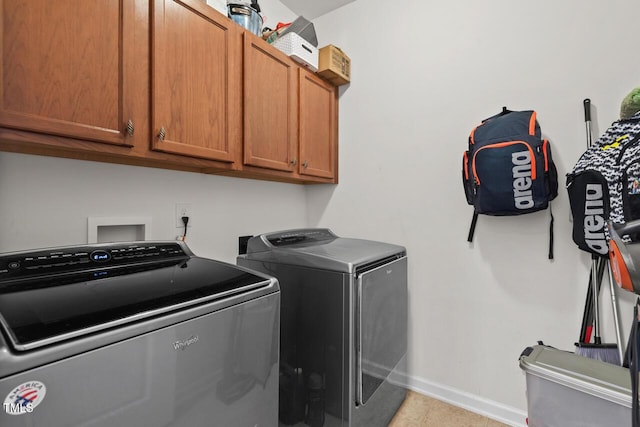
[308,0,640,424]
[0,153,308,263]
[257,0,297,32]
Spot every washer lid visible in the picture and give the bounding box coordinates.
[243,229,406,273]
[0,241,274,351]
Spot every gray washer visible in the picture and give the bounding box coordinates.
[238,228,408,427]
[0,241,280,427]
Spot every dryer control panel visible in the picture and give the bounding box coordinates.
[248,228,338,253]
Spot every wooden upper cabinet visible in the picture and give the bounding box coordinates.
[0,0,337,183]
[299,70,337,179]
[151,0,241,162]
[0,0,135,146]
[243,33,297,172]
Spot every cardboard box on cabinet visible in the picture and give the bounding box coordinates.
[317,45,350,86]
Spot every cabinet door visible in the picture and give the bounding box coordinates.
[152,0,241,162]
[0,0,135,146]
[299,70,337,180]
[243,34,297,172]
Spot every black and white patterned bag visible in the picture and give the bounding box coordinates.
[566,112,640,256]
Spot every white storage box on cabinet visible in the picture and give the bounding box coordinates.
[272,32,318,72]
[519,344,632,427]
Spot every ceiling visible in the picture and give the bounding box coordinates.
[279,0,356,19]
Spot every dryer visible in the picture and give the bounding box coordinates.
[237,229,407,427]
[0,241,279,427]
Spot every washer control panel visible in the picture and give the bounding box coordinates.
[0,242,189,280]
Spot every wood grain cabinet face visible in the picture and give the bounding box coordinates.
[0,0,337,183]
[299,70,337,179]
[0,0,135,146]
[151,0,241,163]
[242,34,297,172]
[242,35,338,182]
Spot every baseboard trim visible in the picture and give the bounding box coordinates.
[397,373,527,426]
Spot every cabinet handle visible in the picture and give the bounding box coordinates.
[126,119,134,136]
[302,160,309,169]
[290,158,297,166]
[158,127,166,141]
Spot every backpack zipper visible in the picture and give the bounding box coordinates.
[615,132,640,164]
[463,151,469,180]
[542,139,550,172]
[472,141,536,185]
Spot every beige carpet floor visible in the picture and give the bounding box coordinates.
[388,391,510,427]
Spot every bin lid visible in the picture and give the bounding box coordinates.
[519,345,632,407]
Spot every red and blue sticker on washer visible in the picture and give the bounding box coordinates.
[3,381,47,415]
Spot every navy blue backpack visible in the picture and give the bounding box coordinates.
[462,108,559,258]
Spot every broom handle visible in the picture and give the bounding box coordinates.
[579,271,594,342]
[592,257,601,343]
[584,100,600,343]
[608,259,626,364]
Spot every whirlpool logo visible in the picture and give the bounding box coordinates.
[173,335,199,351]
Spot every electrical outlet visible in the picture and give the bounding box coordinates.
[176,203,193,228]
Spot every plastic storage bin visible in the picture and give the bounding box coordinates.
[278,16,317,47]
[519,344,632,427]
[272,32,318,72]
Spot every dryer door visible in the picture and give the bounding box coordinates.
[355,256,407,406]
